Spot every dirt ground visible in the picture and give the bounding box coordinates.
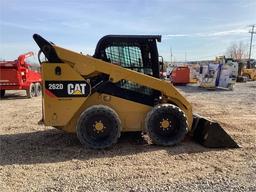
[0,82,255,192]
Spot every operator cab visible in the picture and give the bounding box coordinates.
[94,35,161,78]
[93,35,162,105]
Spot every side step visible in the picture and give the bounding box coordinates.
[192,114,239,148]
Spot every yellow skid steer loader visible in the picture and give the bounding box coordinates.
[33,34,238,149]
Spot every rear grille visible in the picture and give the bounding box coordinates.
[0,83,17,85]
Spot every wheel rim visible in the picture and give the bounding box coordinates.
[160,118,171,129]
[94,121,105,132]
[82,114,115,143]
[149,111,182,143]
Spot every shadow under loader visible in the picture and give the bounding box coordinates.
[0,129,223,166]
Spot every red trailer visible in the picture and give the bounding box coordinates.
[0,52,42,98]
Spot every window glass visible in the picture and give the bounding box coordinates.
[25,55,38,65]
[106,46,142,65]
[105,45,153,95]
[25,55,40,72]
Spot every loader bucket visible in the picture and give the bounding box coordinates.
[192,114,239,148]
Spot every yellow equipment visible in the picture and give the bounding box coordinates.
[242,68,256,80]
[33,34,238,149]
[237,60,256,81]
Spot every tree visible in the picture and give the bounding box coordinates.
[226,41,248,61]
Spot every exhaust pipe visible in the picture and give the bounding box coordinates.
[192,114,239,148]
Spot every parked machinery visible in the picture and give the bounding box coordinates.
[242,60,256,80]
[0,52,42,98]
[33,34,238,149]
[199,57,238,90]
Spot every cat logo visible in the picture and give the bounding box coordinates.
[67,83,87,95]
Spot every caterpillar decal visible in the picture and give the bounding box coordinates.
[45,81,91,97]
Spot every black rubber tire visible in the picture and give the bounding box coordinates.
[35,83,42,96]
[26,83,36,98]
[76,105,121,149]
[244,74,251,81]
[145,104,188,146]
[0,90,5,98]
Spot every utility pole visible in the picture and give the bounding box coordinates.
[170,47,173,65]
[248,24,256,68]
[185,51,187,63]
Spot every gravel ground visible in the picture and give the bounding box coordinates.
[0,81,255,192]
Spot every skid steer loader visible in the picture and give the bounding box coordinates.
[33,34,238,149]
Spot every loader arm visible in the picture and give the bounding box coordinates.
[53,45,193,128]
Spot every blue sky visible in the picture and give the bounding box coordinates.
[0,0,255,61]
